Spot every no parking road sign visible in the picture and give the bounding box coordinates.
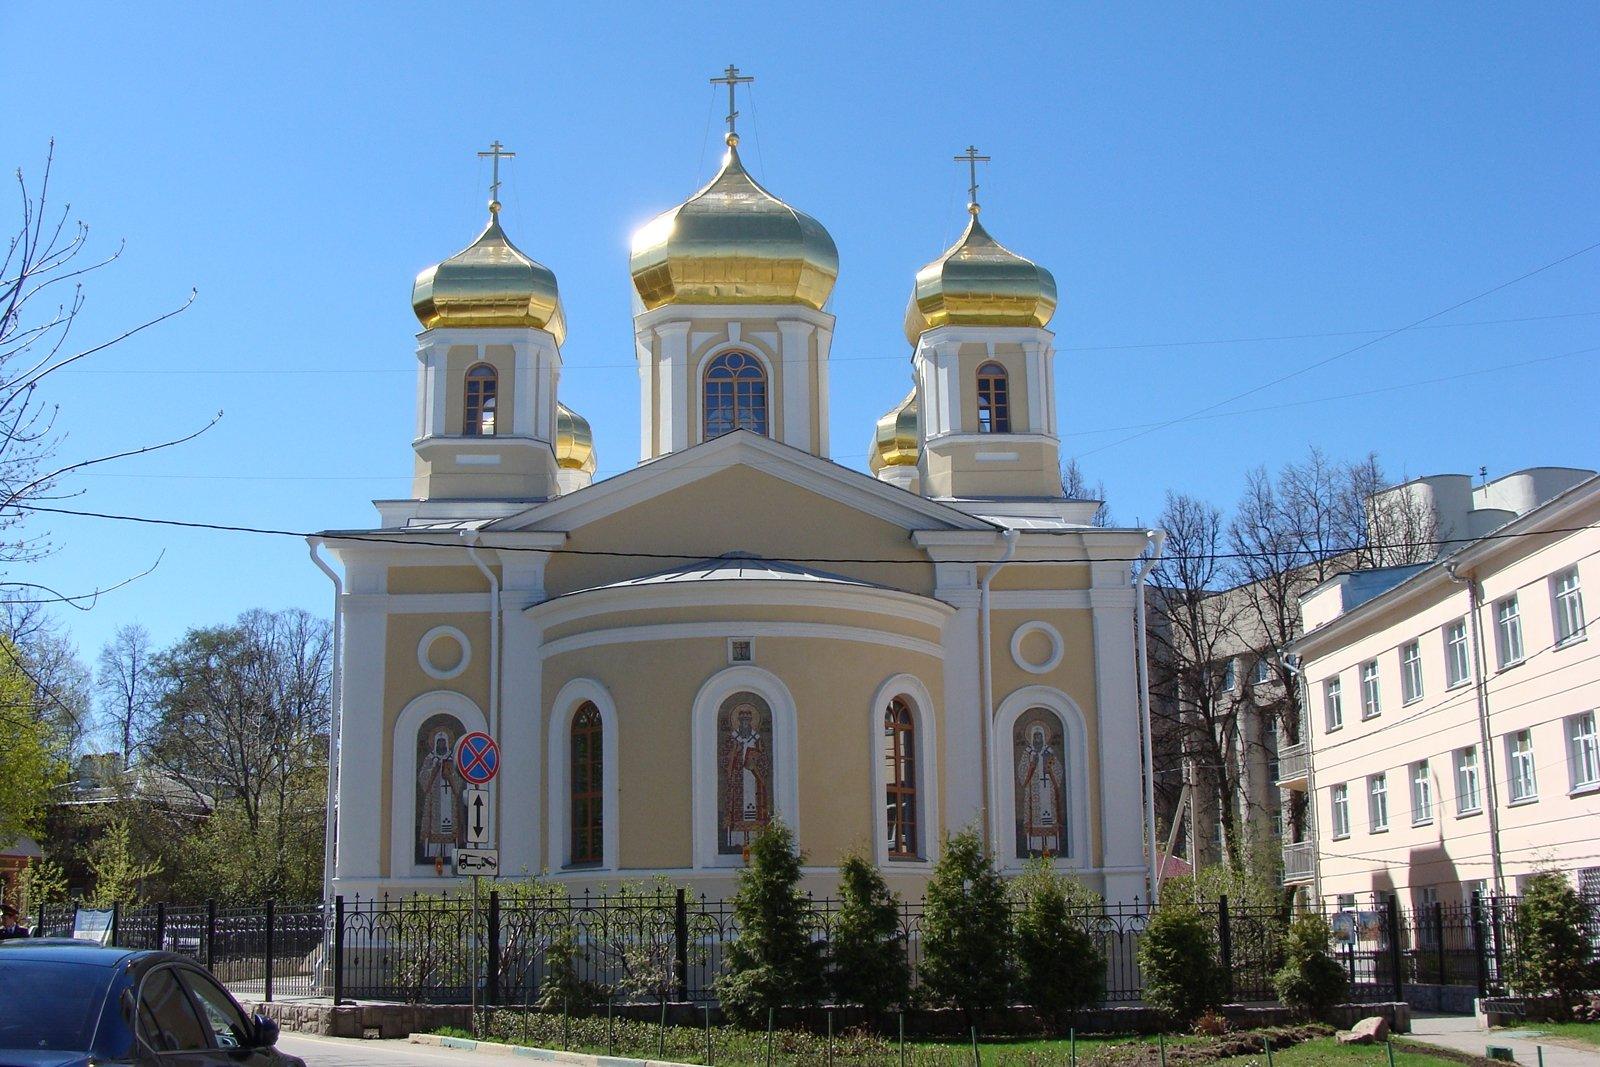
[456,731,499,785]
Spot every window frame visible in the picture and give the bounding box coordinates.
[1360,660,1381,720]
[463,362,498,438]
[1506,728,1538,803]
[1552,567,1585,646]
[1494,594,1524,668]
[1566,710,1600,793]
[701,351,769,441]
[1324,676,1343,732]
[975,361,1012,434]
[1444,619,1471,689]
[1368,772,1389,832]
[883,697,920,861]
[174,967,256,1052]
[1330,783,1351,839]
[1455,746,1482,815]
[1400,640,1424,705]
[568,702,604,868]
[1410,759,1434,825]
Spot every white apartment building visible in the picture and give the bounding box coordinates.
[1286,468,1600,907]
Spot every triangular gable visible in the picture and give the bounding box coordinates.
[486,430,997,535]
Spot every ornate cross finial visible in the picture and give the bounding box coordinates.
[955,144,991,215]
[710,64,755,146]
[477,139,517,213]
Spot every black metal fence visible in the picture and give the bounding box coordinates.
[38,887,1590,1009]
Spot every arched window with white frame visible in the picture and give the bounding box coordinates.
[702,352,768,439]
[870,675,940,866]
[976,362,1010,434]
[464,363,498,437]
[569,702,604,867]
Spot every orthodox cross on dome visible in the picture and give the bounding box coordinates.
[955,144,991,215]
[478,139,517,213]
[710,64,755,145]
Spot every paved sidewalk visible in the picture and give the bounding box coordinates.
[1407,1012,1598,1067]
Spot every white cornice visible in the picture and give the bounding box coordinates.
[541,620,945,661]
[633,302,837,333]
[529,579,953,632]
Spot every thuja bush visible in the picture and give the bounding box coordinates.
[1011,860,1106,1031]
[828,851,910,1014]
[1137,903,1224,1025]
[920,828,1014,1018]
[1272,912,1347,1017]
[1512,871,1598,1018]
[715,821,825,1024]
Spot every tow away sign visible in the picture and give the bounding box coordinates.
[454,847,499,876]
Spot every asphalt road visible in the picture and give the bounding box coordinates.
[276,1033,509,1066]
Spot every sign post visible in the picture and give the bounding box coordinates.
[455,733,500,1038]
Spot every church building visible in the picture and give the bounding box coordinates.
[313,80,1158,904]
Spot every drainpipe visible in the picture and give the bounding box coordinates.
[308,538,343,981]
[1283,652,1321,905]
[1447,561,1506,896]
[462,531,502,740]
[978,528,1020,851]
[1133,530,1166,904]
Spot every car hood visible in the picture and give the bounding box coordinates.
[0,1051,97,1067]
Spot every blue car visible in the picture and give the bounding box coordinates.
[0,939,305,1067]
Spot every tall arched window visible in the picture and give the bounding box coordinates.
[569,702,603,867]
[1013,707,1067,858]
[415,713,466,865]
[976,362,1011,434]
[703,352,768,440]
[464,363,498,437]
[883,698,918,859]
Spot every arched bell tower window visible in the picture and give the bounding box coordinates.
[884,698,919,859]
[703,352,768,440]
[569,702,603,867]
[976,362,1010,434]
[464,363,498,437]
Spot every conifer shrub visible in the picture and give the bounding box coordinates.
[1272,912,1347,1017]
[715,821,825,1024]
[1138,902,1224,1025]
[920,828,1014,1018]
[1511,871,1598,1018]
[827,851,909,1015]
[1011,860,1106,1031]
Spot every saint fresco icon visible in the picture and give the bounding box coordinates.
[416,713,466,865]
[718,692,773,854]
[1014,708,1067,858]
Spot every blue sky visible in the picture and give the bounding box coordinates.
[6,3,1598,670]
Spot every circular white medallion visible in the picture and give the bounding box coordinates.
[1010,620,1064,675]
[417,625,471,680]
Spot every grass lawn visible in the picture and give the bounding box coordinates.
[1497,1020,1600,1048]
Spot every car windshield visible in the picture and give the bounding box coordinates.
[0,958,109,1051]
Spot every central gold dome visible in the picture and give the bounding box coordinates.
[413,208,567,344]
[904,213,1056,344]
[629,141,839,311]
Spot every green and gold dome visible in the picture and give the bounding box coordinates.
[903,213,1056,344]
[629,137,839,311]
[868,388,919,475]
[412,205,567,344]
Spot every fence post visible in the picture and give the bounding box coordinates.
[333,895,345,1006]
[673,887,689,1002]
[1216,895,1234,1001]
[205,900,216,971]
[155,902,167,951]
[1432,901,1445,985]
[1385,895,1404,1002]
[110,902,120,947]
[264,899,276,1003]
[1489,895,1506,994]
[1470,892,1488,996]
[486,891,500,1008]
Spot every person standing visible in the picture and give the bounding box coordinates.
[0,904,29,940]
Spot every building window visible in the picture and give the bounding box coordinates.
[1324,677,1343,732]
[1567,711,1600,791]
[975,362,1011,434]
[703,352,768,440]
[883,698,919,860]
[1411,760,1434,824]
[1455,746,1482,813]
[415,713,466,866]
[1445,619,1470,688]
[1506,729,1538,802]
[1336,892,1357,911]
[1552,567,1585,645]
[717,691,774,855]
[1014,707,1068,858]
[1330,783,1350,839]
[569,703,604,867]
[1253,654,1272,686]
[1368,773,1389,831]
[464,363,498,437]
[1495,595,1524,668]
[1399,641,1423,705]
[1361,660,1381,719]
[1222,658,1237,694]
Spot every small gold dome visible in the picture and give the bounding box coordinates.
[868,388,919,474]
[413,208,567,344]
[903,214,1057,344]
[629,141,839,311]
[554,401,596,475]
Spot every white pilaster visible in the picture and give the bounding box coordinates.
[1089,580,1146,904]
[657,321,691,454]
[514,343,534,437]
[935,563,983,834]
[497,552,548,876]
[778,320,815,453]
[635,330,655,463]
[334,584,387,885]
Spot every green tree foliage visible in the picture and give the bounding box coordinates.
[14,856,67,920]
[921,828,1014,1017]
[1511,871,1598,1017]
[0,639,69,848]
[1138,903,1224,1024]
[827,851,909,1014]
[85,816,161,907]
[1272,912,1348,1016]
[1011,860,1106,1030]
[715,821,825,1024]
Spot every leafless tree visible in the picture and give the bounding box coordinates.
[1061,458,1114,527]
[96,623,158,769]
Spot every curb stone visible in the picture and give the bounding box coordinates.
[410,1032,703,1067]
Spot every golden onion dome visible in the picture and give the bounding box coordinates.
[629,138,839,311]
[412,206,567,344]
[554,401,596,474]
[903,212,1057,344]
[868,388,919,475]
